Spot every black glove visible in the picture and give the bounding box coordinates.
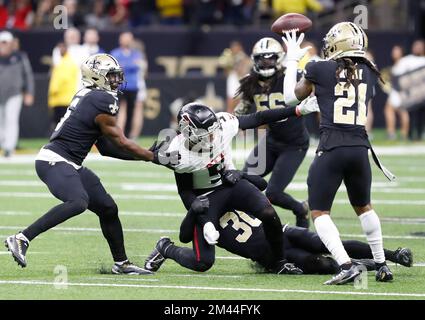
[191,195,209,214]
[222,170,243,185]
[150,140,180,168]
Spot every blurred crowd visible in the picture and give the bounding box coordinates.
[0,0,335,30]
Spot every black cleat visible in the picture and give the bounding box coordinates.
[376,264,393,282]
[294,201,310,229]
[111,260,153,275]
[144,237,173,272]
[394,247,413,267]
[5,234,29,268]
[324,264,360,285]
[274,260,303,275]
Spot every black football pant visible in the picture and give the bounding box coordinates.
[307,146,371,211]
[23,160,127,262]
[243,135,308,216]
[283,226,398,274]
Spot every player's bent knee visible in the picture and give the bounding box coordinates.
[193,260,214,272]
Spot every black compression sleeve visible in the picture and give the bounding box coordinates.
[237,106,297,130]
[95,136,137,160]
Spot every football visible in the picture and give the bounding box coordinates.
[271,13,312,35]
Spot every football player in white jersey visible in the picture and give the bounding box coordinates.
[147,99,319,273]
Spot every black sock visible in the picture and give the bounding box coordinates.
[23,199,88,241]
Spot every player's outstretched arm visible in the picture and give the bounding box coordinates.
[95,135,139,160]
[95,113,154,161]
[237,96,318,130]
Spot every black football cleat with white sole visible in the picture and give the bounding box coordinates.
[394,247,413,267]
[324,264,360,285]
[144,237,173,272]
[5,234,29,268]
[274,260,303,275]
[111,261,153,275]
[376,264,393,282]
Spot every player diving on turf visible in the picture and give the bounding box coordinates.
[5,54,178,274]
[282,23,396,284]
[144,188,413,275]
[146,98,319,274]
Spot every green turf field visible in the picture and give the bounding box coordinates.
[0,137,424,300]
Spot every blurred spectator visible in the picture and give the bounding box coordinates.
[224,0,256,26]
[392,39,425,141]
[129,0,157,27]
[63,0,85,28]
[196,0,221,25]
[33,0,58,28]
[52,27,85,66]
[219,40,251,113]
[0,31,34,157]
[85,0,111,30]
[156,0,184,25]
[109,0,129,27]
[48,42,79,130]
[271,0,323,17]
[110,32,143,137]
[384,45,409,140]
[0,0,34,30]
[81,28,104,59]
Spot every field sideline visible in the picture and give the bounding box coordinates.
[0,138,424,300]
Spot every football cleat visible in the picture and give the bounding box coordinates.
[376,264,393,282]
[203,222,220,245]
[5,234,29,268]
[324,264,360,285]
[394,247,413,267]
[295,200,310,229]
[274,260,303,275]
[144,237,173,272]
[111,260,153,275]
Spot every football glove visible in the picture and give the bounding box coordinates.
[191,195,210,214]
[150,140,180,168]
[222,170,243,185]
[295,96,319,116]
[281,30,311,62]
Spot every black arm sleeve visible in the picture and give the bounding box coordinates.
[95,136,137,160]
[237,106,297,130]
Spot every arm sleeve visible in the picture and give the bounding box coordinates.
[21,53,35,95]
[95,136,138,160]
[237,106,297,130]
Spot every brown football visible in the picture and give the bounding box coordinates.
[271,13,312,35]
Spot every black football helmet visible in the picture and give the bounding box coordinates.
[177,102,221,149]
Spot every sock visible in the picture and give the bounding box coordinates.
[359,210,385,264]
[314,215,351,266]
[16,232,29,243]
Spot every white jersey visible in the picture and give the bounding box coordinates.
[167,112,239,191]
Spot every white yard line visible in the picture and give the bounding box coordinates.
[0,279,424,298]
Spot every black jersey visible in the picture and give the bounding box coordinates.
[241,71,309,149]
[218,210,271,262]
[45,88,119,165]
[305,60,376,151]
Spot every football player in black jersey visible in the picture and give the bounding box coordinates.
[5,54,172,274]
[235,37,310,228]
[282,23,394,284]
[144,192,413,275]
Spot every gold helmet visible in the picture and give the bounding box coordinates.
[81,53,124,92]
[322,22,368,60]
[251,37,284,77]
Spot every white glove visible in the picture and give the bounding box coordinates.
[282,30,311,62]
[295,96,320,116]
[203,222,219,245]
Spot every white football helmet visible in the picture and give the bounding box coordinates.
[81,53,124,92]
[322,22,368,60]
[251,37,284,78]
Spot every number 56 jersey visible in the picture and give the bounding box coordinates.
[305,60,377,151]
[167,112,239,192]
[44,88,119,166]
